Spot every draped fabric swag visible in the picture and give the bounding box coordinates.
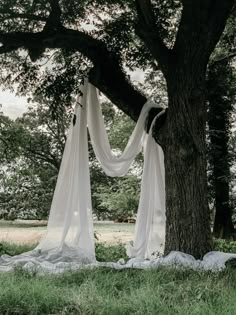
[37,81,166,261]
[1,82,236,273]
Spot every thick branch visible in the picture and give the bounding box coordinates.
[0,28,147,120]
[25,147,60,170]
[0,10,47,22]
[208,1,235,41]
[173,0,235,68]
[43,0,62,32]
[135,0,170,74]
[0,44,16,54]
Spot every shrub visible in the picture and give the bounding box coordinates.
[213,239,236,253]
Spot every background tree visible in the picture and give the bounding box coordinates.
[207,9,236,239]
[0,100,70,219]
[0,100,141,221]
[0,0,235,257]
[207,60,236,239]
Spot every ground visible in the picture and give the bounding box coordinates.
[0,220,135,245]
[1,220,236,314]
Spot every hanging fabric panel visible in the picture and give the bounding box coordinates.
[86,83,166,258]
[36,81,166,261]
[36,83,96,263]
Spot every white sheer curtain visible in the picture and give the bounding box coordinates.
[86,85,166,258]
[36,81,166,261]
[36,83,96,263]
[1,81,236,273]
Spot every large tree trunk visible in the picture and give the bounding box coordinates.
[208,61,235,239]
[160,68,212,258]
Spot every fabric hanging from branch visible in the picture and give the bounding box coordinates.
[36,80,166,261]
[1,81,236,273]
[86,83,166,258]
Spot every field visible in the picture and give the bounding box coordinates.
[0,220,135,245]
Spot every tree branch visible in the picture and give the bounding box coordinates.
[210,50,236,66]
[0,28,147,120]
[135,0,171,74]
[0,44,16,54]
[0,10,47,22]
[206,0,235,55]
[173,0,235,68]
[25,147,60,170]
[43,0,62,32]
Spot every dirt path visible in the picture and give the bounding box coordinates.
[0,221,135,245]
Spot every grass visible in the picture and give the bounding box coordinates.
[0,242,128,262]
[0,242,236,314]
[0,242,37,256]
[0,220,47,229]
[0,220,135,233]
[0,264,236,315]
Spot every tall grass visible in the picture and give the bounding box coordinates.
[0,267,236,315]
[0,241,236,314]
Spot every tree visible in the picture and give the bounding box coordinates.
[207,60,236,239]
[207,9,236,239]
[0,100,141,220]
[93,175,140,221]
[0,159,55,220]
[0,102,70,219]
[0,0,235,258]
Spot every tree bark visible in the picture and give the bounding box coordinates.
[208,61,235,239]
[160,66,212,259]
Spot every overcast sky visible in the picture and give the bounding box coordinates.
[0,90,28,119]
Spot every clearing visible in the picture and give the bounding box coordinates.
[0,220,135,245]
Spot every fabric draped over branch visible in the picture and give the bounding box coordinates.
[37,81,166,261]
[1,82,236,273]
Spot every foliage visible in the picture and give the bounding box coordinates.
[0,242,36,256]
[0,99,142,220]
[94,175,140,220]
[213,239,236,253]
[95,243,128,262]
[0,0,182,109]
[0,160,56,220]
[0,102,69,220]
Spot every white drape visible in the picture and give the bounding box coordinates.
[86,83,166,258]
[1,81,236,273]
[36,83,96,263]
[36,81,166,261]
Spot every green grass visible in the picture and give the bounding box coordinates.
[0,242,37,256]
[0,220,47,229]
[0,242,236,314]
[0,242,128,261]
[0,265,236,315]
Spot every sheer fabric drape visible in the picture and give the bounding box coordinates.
[1,82,236,273]
[36,81,166,260]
